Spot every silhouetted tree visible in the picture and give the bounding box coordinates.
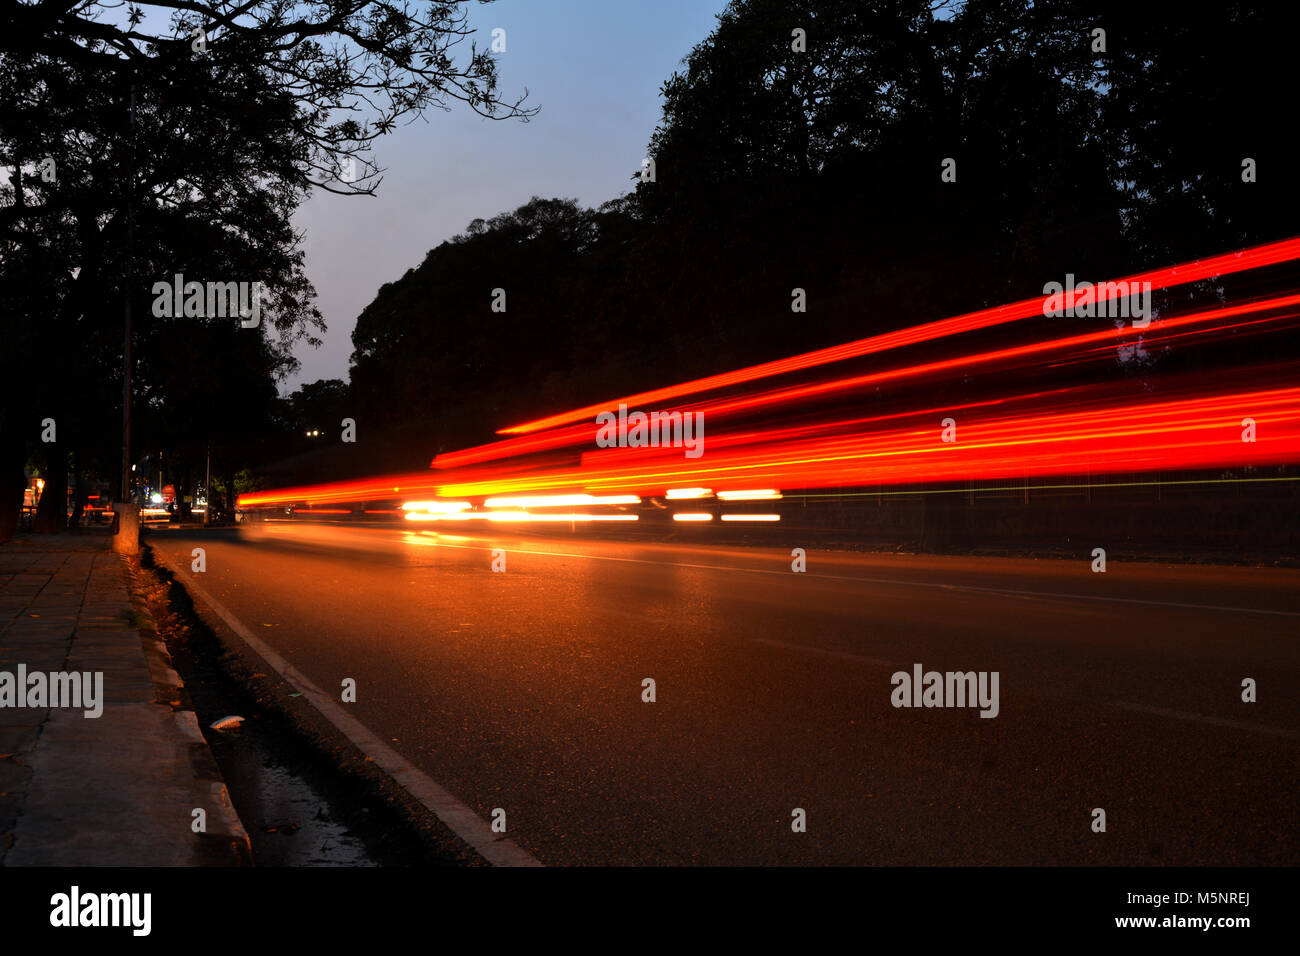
[0,1,533,536]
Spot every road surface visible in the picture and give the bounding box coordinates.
[149,521,1299,865]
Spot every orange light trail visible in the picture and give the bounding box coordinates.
[238,238,1300,512]
[436,292,1300,470]
[424,382,1300,497]
[240,382,1300,508]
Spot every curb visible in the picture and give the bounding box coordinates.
[151,544,543,867]
[125,556,252,865]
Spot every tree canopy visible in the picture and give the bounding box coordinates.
[343,0,1296,478]
[1,1,532,535]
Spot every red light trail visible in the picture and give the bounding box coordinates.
[238,239,1300,511]
[434,292,1300,470]
[494,235,1300,435]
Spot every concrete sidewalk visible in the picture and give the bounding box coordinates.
[0,530,249,865]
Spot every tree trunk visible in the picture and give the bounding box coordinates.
[33,445,68,533]
[67,454,87,531]
[172,463,190,523]
[0,443,25,543]
[224,464,237,522]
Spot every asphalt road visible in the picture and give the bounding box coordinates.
[149,521,1299,865]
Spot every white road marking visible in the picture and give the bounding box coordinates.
[154,548,543,868]
[747,636,896,667]
[404,533,1300,618]
[1105,700,1300,740]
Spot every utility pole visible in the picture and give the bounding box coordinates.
[204,441,211,525]
[119,74,135,504]
[112,71,139,555]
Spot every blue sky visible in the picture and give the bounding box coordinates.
[288,0,730,390]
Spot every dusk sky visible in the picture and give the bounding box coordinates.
[288,0,729,391]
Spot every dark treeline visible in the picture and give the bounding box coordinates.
[334,0,1298,479]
